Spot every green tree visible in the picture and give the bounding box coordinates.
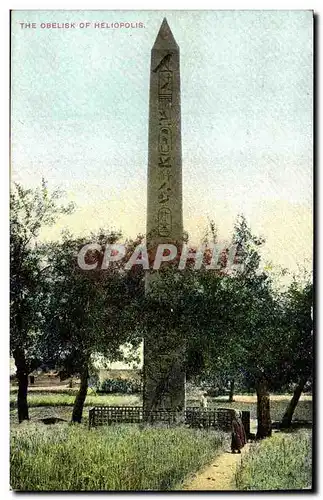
[190,216,281,438]
[43,231,144,422]
[279,278,313,427]
[209,216,312,437]
[10,180,73,422]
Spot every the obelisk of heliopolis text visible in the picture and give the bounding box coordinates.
[144,19,185,413]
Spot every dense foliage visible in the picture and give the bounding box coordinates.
[10,182,313,434]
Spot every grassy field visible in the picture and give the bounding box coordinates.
[10,386,81,395]
[236,430,312,491]
[10,423,226,491]
[10,392,141,408]
[208,397,312,422]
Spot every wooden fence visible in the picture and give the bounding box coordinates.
[88,405,250,435]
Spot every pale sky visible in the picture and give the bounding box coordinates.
[11,10,313,274]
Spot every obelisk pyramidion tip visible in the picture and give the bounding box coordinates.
[152,18,179,50]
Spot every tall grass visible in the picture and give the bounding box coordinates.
[236,430,312,491]
[10,423,225,491]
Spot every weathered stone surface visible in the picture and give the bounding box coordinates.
[146,18,183,248]
[143,19,185,413]
[144,335,186,411]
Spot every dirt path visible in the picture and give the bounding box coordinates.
[182,443,251,491]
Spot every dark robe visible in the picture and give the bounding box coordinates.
[231,417,247,451]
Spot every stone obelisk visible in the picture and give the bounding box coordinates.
[143,19,185,413]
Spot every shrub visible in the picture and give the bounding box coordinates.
[99,377,142,394]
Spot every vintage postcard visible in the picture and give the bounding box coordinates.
[10,10,313,492]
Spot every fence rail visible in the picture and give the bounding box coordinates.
[88,405,250,434]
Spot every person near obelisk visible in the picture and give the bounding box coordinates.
[231,410,247,454]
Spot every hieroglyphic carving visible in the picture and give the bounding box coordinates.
[157,55,173,236]
[158,208,172,237]
[158,127,172,153]
[158,155,171,168]
[158,96,172,126]
[153,52,172,73]
[159,71,172,95]
[158,167,172,183]
[158,182,171,203]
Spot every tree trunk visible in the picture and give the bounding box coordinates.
[228,379,235,402]
[71,362,89,423]
[13,348,29,423]
[256,378,272,439]
[281,377,307,428]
